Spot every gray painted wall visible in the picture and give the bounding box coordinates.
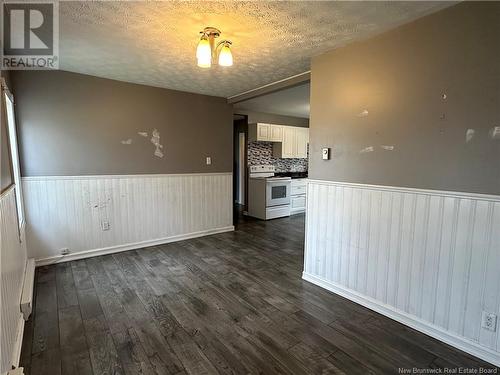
[1,70,13,191]
[12,70,233,176]
[234,109,309,128]
[309,2,500,195]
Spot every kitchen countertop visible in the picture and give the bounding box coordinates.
[274,172,308,179]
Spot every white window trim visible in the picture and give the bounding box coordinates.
[2,79,26,235]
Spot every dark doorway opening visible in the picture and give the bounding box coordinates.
[233,114,248,225]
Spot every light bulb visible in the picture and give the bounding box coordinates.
[218,43,233,67]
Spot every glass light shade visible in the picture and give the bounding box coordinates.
[197,56,211,68]
[196,36,211,68]
[218,43,233,67]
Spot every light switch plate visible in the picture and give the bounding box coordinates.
[322,148,330,160]
[206,157,212,165]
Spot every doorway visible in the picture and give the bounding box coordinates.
[237,132,245,205]
[233,115,248,224]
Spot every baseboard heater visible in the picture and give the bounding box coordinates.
[20,259,35,320]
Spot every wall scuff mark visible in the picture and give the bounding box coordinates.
[380,145,395,151]
[138,132,148,137]
[360,146,374,153]
[465,129,475,143]
[357,109,369,117]
[90,194,112,230]
[490,126,500,140]
[150,129,164,158]
[121,139,132,145]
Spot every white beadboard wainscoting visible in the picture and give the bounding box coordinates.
[22,173,233,266]
[1,186,27,374]
[303,180,500,367]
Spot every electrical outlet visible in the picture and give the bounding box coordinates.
[101,221,110,231]
[60,248,70,255]
[206,156,212,165]
[481,311,497,332]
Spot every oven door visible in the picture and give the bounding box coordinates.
[266,180,291,207]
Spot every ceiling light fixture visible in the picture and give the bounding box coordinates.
[196,27,233,68]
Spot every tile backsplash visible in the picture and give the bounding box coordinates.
[248,141,308,172]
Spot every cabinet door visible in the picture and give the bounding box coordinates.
[269,125,283,142]
[257,123,270,141]
[291,195,306,210]
[281,126,296,158]
[295,128,309,158]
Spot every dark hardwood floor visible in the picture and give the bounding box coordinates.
[21,213,497,374]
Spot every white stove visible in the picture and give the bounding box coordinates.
[248,165,291,220]
[249,165,276,178]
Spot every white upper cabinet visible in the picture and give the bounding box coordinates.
[280,126,296,158]
[249,123,309,159]
[295,127,309,158]
[273,126,309,159]
[249,123,283,142]
[269,125,283,142]
[254,123,270,141]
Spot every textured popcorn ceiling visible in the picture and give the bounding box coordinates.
[59,1,452,98]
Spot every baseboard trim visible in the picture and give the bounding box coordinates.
[35,226,235,267]
[302,272,500,368]
[6,367,25,375]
